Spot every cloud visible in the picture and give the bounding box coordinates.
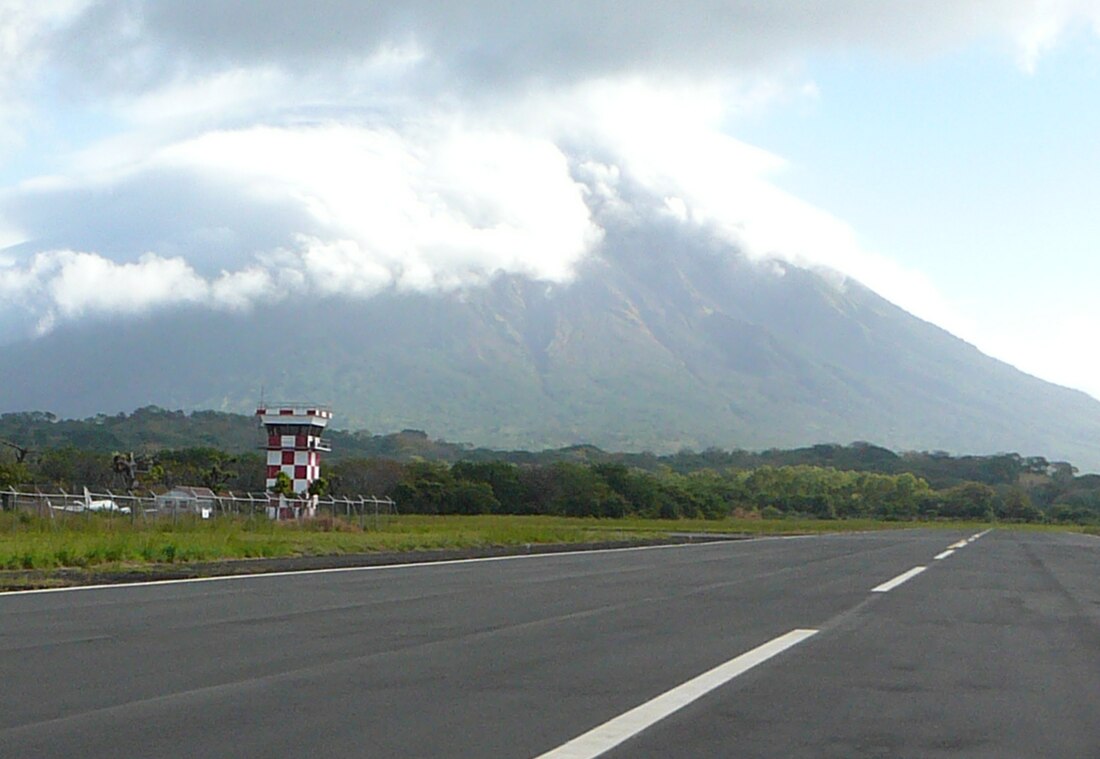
[0,248,207,333]
[13,2,1100,126]
[0,2,89,94]
[518,79,963,332]
[53,1,1100,92]
[0,1,92,160]
[1006,0,1100,72]
[42,251,207,319]
[0,79,954,339]
[154,121,604,288]
[3,0,1100,344]
[0,119,602,338]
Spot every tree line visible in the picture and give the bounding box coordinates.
[1,408,1099,523]
[380,461,1053,522]
[3,445,1096,524]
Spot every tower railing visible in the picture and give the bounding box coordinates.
[256,402,333,414]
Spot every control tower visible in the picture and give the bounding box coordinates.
[256,403,332,498]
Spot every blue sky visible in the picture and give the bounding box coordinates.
[737,32,1100,392]
[1,1,1099,398]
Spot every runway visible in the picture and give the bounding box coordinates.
[1,529,1097,757]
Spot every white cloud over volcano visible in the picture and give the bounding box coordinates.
[1,119,601,334]
[1,0,1099,343]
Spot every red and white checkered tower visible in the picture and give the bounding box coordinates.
[256,403,332,496]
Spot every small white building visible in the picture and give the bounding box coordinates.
[155,486,217,518]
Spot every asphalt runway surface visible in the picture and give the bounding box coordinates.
[1,529,1097,757]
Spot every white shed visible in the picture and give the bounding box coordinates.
[155,486,217,518]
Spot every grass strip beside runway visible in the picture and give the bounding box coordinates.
[0,512,941,572]
[0,512,1084,576]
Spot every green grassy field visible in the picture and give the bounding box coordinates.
[0,511,1043,573]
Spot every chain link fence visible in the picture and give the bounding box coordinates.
[0,487,397,529]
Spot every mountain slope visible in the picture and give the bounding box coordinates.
[2,215,1099,469]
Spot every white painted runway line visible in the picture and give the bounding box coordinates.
[0,535,820,597]
[934,549,955,560]
[948,540,968,549]
[871,565,927,593]
[535,628,818,759]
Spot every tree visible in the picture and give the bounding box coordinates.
[329,458,405,497]
[391,461,454,514]
[995,486,1042,522]
[201,455,237,492]
[516,465,558,515]
[873,472,929,520]
[547,463,627,517]
[34,448,113,489]
[447,481,500,515]
[593,463,665,517]
[307,476,330,498]
[0,462,27,489]
[939,482,996,520]
[271,471,295,497]
[111,452,156,493]
[1050,462,1079,486]
[452,461,524,512]
[0,438,30,464]
[0,462,28,510]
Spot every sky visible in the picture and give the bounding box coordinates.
[0,1,1099,397]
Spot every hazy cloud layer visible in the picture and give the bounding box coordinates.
[52,1,1100,88]
[2,119,601,334]
[2,1,1099,341]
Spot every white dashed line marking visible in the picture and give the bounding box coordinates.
[934,549,955,560]
[535,628,818,759]
[871,566,927,593]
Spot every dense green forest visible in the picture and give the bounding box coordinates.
[1,407,1098,523]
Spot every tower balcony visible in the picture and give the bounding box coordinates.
[263,435,332,452]
[256,402,333,426]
